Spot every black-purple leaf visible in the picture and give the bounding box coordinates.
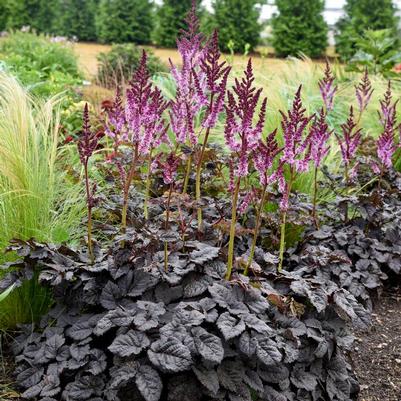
[148,338,192,373]
[255,337,282,366]
[192,327,224,364]
[189,245,219,264]
[108,330,150,357]
[192,366,220,395]
[216,312,245,340]
[135,365,162,401]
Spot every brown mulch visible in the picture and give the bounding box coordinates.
[353,290,401,401]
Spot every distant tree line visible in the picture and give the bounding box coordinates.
[0,0,399,59]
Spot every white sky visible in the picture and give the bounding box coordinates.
[155,0,401,26]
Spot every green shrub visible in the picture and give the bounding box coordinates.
[153,0,193,48]
[52,0,98,41]
[347,29,401,77]
[0,31,82,98]
[96,0,153,44]
[209,0,263,53]
[271,0,328,58]
[335,0,400,61]
[97,43,168,87]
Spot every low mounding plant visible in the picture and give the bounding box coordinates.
[0,31,82,99]
[97,44,167,88]
[1,3,401,401]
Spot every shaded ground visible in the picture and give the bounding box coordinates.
[353,290,401,401]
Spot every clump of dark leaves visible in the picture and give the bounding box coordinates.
[1,221,366,401]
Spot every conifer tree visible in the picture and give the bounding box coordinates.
[271,0,328,58]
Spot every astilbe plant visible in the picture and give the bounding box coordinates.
[318,60,338,113]
[375,81,400,183]
[245,129,281,275]
[106,51,169,228]
[310,109,332,228]
[77,103,99,263]
[277,86,314,271]
[224,59,267,279]
[355,68,374,122]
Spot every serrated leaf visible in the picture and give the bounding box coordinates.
[189,245,219,264]
[192,327,224,364]
[183,274,212,298]
[135,365,162,401]
[256,337,282,366]
[192,366,219,395]
[148,338,192,373]
[216,312,245,340]
[108,330,150,357]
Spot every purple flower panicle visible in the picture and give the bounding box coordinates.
[318,60,337,112]
[78,103,99,165]
[310,109,332,168]
[335,106,362,167]
[355,69,374,114]
[279,85,314,173]
[224,59,267,178]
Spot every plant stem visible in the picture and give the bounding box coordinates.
[182,155,192,194]
[121,145,138,231]
[244,185,267,276]
[84,161,94,264]
[144,151,153,220]
[164,183,174,272]
[225,178,241,280]
[278,167,295,272]
[312,166,319,229]
[344,163,349,223]
[196,127,212,229]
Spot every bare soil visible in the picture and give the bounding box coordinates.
[353,290,401,401]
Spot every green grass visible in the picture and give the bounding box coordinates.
[0,72,85,330]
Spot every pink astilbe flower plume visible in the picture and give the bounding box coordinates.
[253,129,281,186]
[355,68,374,115]
[335,106,362,169]
[78,103,99,166]
[125,51,169,154]
[318,60,337,112]
[310,108,333,168]
[225,59,267,178]
[280,85,314,173]
[377,81,399,170]
[198,30,231,129]
[169,1,205,145]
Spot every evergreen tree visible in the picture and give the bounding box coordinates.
[271,0,328,58]
[335,0,400,60]
[52,0,98,41]
[210,0,262,53]
[96,0,153,44]
[153,0,193,48]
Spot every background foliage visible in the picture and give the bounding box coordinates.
[335,0,400,61]
[209,0,262,53]
[96,0,154,44]
[271,0,328,58]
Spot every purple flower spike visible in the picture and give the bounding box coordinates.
[254,129,281,186]
[279,85,314,172]
[377,82,399,170]
[78,103,99,165]
[162,153,181,185]
[105,88,127,148]
[125,50,169,154]
[310,109,332,168]
[355,69,374,114]
[335,106,362,168]
[224,59,267,178]
[318,60,337,112]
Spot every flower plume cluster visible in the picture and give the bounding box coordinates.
[225,59,267,178]
[319,60,337,112]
